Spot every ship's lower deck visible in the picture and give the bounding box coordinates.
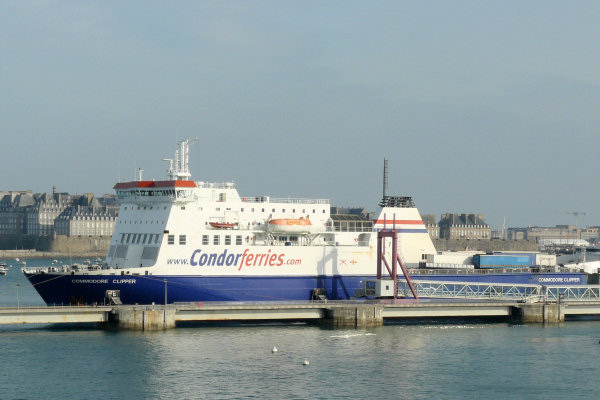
[24,271,588,305]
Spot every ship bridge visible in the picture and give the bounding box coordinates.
[114,180,197,203]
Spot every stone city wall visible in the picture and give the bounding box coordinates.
[433,238,538,252]
[0,234,110,258]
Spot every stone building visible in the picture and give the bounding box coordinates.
[507,227,527,240]
[580,227,599,244]
[25,191,73,236]
[525,225,580,243]
[438,213,491,240]
[54,194,118,237]
[421,214,439,239]
[0,191,35,235]
[1,188,118,239]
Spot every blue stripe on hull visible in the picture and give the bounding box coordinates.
[24,272,588,305]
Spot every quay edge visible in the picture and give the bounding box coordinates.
[4,301,599,330]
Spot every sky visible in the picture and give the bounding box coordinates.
[1,1,599,230]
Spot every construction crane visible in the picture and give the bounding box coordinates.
[566,211,586,228]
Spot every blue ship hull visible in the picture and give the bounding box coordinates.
[24,271,588,305]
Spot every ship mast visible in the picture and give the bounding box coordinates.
[163,138,198,181]
[382,158,388,200]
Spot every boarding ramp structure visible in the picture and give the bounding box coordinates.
[359,279,600,303]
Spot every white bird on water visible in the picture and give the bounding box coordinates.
[271,346,278,353]
[303,360,309,366]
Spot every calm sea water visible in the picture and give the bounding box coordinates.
[2,258,600,399]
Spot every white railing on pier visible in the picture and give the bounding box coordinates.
[544,286,600,302]
[392,280,600,302]
[397,280,542,301]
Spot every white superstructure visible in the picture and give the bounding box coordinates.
[105,140,436,278]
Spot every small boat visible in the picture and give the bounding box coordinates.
[209,222,238,229]
[0,263,8,276]
[268,217,313,233]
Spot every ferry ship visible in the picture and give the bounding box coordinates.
[23,140,587,305]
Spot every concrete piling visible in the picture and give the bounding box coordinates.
[514,303,565,323]
[109,306,176,330]
[324,305,383,328]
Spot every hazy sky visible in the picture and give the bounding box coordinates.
[1,1,598,229]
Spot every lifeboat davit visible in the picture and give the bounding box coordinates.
[209,222,238,229]
[268,217,312,233]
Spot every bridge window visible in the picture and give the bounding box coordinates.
[179,235,186,245]
[225,235,231,245]
[236,235,242,245]
[202,235,209,245]
[213,235,220,245]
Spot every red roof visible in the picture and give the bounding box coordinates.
[113,180,197,189]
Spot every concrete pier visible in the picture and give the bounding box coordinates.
[109,306,176,330]
[514,303,565,323]
[2,300,599,330]
[324,305,384,328]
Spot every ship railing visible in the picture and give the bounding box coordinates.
[408,267,576,275]
[240,197,329,204]
[196,182,236,189]
[21,263,107,275]
[329,226,374,233]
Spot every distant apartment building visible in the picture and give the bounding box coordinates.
[0,188,118,238]
[507,228,527,241]
[25,191,73,236]
[525,225,580,243]
[55,194,118,237]
[421,214,439,239]
[438,213,491,240]
[0,191,35,235]
[580,227,599,244]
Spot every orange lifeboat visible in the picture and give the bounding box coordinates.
[209,222,238,229]
[268,217,312,233]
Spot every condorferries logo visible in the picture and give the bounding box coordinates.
[189,248,301,270]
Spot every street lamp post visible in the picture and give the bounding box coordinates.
[164,278,167,306]
[163,278,168,324]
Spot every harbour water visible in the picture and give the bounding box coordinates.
[2,259,600,399]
